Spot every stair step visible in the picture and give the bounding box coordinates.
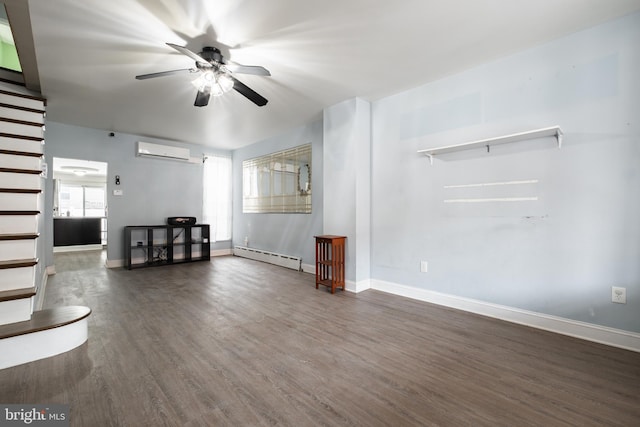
[0,101,46,116]
[0,132,44,143]
[0,149,43,158]
[0,306,90,369]
[0,170,42,190]
[0,88,46,105]
[0,167,41,175]
[0,137,44,157]
[0,153,41,174]
[0,214,39,235]
[0,116,44,129]
[0,211,39,215]
[0,258,38,269]
[0,306,91,340]
[0,286,36,303]
[0,237,37,265]
[0,191,39,211]
[0,122,44,139]
[0,233,39,241]
[0,74,25,87]
[0,106,45,125]
[0,188,41,194]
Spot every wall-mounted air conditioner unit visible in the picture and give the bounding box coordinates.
[137,141,190,161]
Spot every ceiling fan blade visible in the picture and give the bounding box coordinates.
[194,86,211,107]
[231,77,268,106]
[166,43,210,65]
[226,62,271,76]
[135,68,198,80]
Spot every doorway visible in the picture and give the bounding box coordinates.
[52,158,108,251]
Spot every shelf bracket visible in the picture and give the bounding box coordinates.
[556,129,563,149]
[426,153,434,165]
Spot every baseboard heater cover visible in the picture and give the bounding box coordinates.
[233,246,301,271]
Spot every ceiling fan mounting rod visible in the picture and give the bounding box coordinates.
[200,46,224,64]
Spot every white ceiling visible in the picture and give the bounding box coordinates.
[52,157,108,178]
[13,0,640,150]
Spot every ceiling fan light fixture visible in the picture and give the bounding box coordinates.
[214,72,234,96]
[191,70,234,97]
[191,71,213,91]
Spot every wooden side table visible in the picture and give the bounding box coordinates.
[314,235,346,294]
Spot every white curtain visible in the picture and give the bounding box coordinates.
[203,155,232,242]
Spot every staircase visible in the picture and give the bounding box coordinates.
[0,83,91,369]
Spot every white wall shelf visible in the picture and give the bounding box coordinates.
[417,125,563,165]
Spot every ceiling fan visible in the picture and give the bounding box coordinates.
[135,43,270,107]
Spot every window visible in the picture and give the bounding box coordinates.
[203,155,232,241]
[242,144,311,213]
[0,4,22,72]
[58,183,106,217]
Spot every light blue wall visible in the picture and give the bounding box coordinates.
[232,120,323,266]
[323,98,371,283]
[39,12,639,335]
[43,121,231,267]
[370,12,640,332]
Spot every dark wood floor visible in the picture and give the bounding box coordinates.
[1,251,639,426]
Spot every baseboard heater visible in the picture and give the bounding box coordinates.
[233,246,301,271]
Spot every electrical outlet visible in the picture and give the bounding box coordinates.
[612,286,626,304]
[420,261,428,273]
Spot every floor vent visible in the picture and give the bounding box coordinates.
[233,246,301,271]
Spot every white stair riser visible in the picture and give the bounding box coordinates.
[0,318,88,369]
[0,297,33,325]
[0,122,44,139]
[0,93,45,111]
[0,171,41,189]
[0,193,40,211]
[0,192,40,210]
[0,136,44,154]
[0,240,36,262]
[0,153,41,170]
[0,106,44,124]
[0,216,39,234]
[0,265,36,291]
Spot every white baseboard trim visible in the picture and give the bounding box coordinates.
[211,249,232,257]
[35,269,49,311]
[53,244,103,253]
[370,279,640,353]
[300,273,365,292]
[346,279,372,293]
[105,259,123,269]
[46,265,56,275]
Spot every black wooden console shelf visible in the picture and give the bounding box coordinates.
[124,224,210,270]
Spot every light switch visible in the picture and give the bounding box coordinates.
[113,189,123,196]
